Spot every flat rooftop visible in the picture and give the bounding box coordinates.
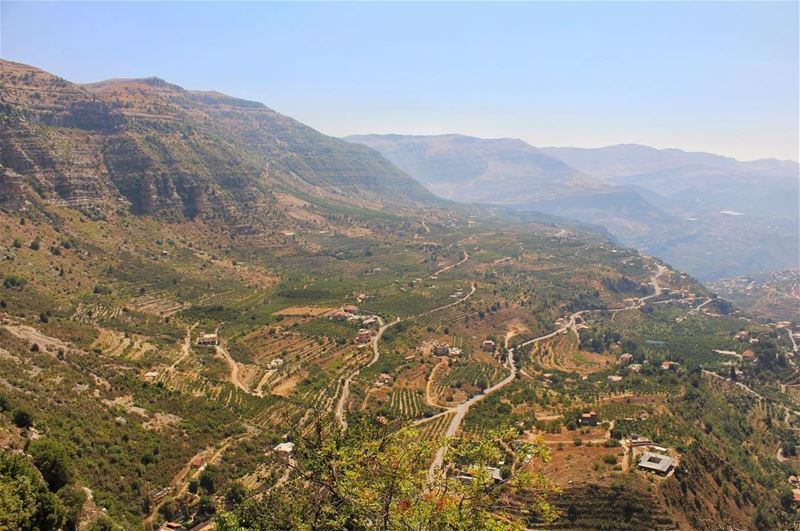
[638,451,674,473]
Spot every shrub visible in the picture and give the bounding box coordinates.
[28,438,72,491]
[29,238,40,251]
[13,408,33,428]
[225,482,248,506]
[3,276,27,289]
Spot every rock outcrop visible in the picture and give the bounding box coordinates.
[0,59,434,219]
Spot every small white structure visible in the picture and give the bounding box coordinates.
[197,333,218,347]
[274,442,295,453]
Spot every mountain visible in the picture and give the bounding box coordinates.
[0,60,436,224]
[347,134,799,280]
[344,133,607,203]
[542,144,800,220]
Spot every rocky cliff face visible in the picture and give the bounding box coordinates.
[0,60,434,220]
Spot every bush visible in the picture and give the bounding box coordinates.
[199,468,215,494]
[28,438,72,491]
[602,455,617,465]
[12,238,22,248]
[0,451,66,529]
[225,482,248,506]
[573,437,583,446]
[13,408,33,428]
[3,276,27,289]
[58,485,87,531]
[29,238,40,251]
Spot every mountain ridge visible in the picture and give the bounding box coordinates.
[0,60,438,224]
[347,133,799,280]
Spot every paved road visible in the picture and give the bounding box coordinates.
[703,369,800,422]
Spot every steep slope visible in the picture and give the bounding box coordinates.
[0,60,436,223]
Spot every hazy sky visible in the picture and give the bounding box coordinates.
[2,2,798,161]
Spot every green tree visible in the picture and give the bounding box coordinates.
[58,485,86,531]
[199,467,216,494]
[225,481,248,507]
[0,451,65,530]
[216,420,558,530]
[13,408,33,428]
[28,438,72,491]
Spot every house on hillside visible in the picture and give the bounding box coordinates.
[618,353,633,364]
[342,305,359,315]
[482,340,496,353]
[637,452,674,476]
[578,411,598,426]
[661,361,679,371]
[377,373,393,385]
[742,349,755,360]
[357,329,372,344]
[629,363,642,373]
[196,333,218,347]
[433,342,450,356]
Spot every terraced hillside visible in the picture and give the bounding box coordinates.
[1,59,799,530]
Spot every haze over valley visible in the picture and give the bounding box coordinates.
[348,134,799,281]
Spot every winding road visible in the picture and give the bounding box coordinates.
[431,250,470,279]
[424,260,670,476]
[335,315,394,429]
[334,250,475,429]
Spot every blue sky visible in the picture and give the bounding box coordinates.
[1,1,798,161]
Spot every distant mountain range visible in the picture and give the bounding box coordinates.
[347,134,799,280]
